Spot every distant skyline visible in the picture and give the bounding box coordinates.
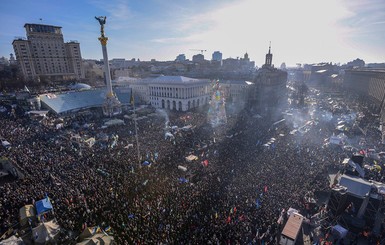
[1,0,384,67]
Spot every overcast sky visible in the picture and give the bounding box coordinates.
[1,0,384,67]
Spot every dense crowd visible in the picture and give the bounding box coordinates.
[0,88,384,244]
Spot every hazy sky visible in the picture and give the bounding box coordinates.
[1,0,384,67]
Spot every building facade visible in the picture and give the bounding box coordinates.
[130,75,211,111]
[175,54,186,62]
[250,45,287,114]
[65,41,85,80]
[343,68,385,141]
[219,80,252,103]
[12,23,85,82]
[192,54,205,63]
[212,51,223,62]
[344,68,385,110]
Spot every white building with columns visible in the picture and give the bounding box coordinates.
[130,75,211,111]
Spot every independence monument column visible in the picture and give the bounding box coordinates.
[95,16,121,117]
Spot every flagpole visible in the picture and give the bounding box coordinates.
[132,91,141,168]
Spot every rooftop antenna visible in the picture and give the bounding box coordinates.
[269,41,271,53]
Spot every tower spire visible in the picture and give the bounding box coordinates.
[269,41,271,54]
[264,41,273,67]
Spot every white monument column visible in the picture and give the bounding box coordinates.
[95,16,121,117]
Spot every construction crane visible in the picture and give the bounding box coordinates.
[189,49,207,55]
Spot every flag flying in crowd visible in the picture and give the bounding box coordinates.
[202,159,209,167]
[226,216,231,224]
[24,85,30,93]
[178,177,189,183]
[142,161,151,166]
[101,227,110,236]
[256,198,261,209]
[92,226,98,235]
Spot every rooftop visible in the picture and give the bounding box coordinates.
[338,174,372,198]
[24,23,62,29]
[349,68,385,73]
[281,213,304,240]
[39,88,132,114]
[150,75,209,84]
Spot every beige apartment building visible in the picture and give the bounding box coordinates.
[12,23,85,82]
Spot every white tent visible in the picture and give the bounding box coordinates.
[0,235,25,245]
[165,132,174,140]
[84,137,96,148]
[27,110,49,116]
[104,119,125,127]
[77,227,114,244]
[19,205,36,227]
[1,141,11,148]
[77,233,114,245]
[32,220,60,244]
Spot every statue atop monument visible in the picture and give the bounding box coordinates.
[94,15,121,117]
[95,16,107,37]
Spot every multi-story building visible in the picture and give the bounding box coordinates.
[129,78,151,104]
[0,57,9,66]
[12,23,85,82]
[12,37,36,79]
[130,75,211,111]
[219,80,253,112]
[110,58,126,69]
[65,41,85,80]
[175,54,186,62]
[308,63,338,84]
[346,58,365,68]
[218,80,251,102]
[192,54,205,63]
[212,51,222,62]
[343,68,385,142]
[344,68,385,110]
[250,45,287,115]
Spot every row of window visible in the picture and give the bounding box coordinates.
[149,97,208,102]
[149,86,207,98]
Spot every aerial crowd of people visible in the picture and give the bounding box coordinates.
[1,87,385,244]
